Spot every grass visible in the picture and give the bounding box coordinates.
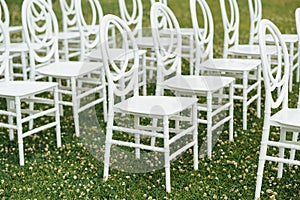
[1,0,300,199]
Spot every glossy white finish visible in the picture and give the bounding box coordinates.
[115,96,197,116]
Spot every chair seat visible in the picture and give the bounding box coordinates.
[199,58,261,72]
[36,61,102,78]
[0,81,58,97]
[253,34,298,44]
[271,109,300,128]
[58,31,80,40]
[229,44,277,57]
[180,28,194,35]
[0,43,29,52]
[135,36,173,48]
[9,26,23,34]
[87,48,147,61]
[266,34,298,43]
[161,75,234,93]
[114,96,197,116]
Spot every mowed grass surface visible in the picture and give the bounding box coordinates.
[1,0,300,199]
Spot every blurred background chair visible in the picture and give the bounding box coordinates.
[22,0,106,137]
[0,0,30,80]
[248,0,300,91]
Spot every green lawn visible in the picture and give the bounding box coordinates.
[1,0,300,199]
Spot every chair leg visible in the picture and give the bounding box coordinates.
[134,115,140,159]
[54,86,61,148]
[242,71,248,130]
[29,96,34,130]
[71,77,80,137]
[15,97,24,166]
[207,91,212,159]
[150,117,157,146]
[7,99,14,141]
[192,103,198,170]
[163,116,171,193]
[289,132,299,167]
[103,112,114,181]
[257,65,261,118]
[255,124,270,199]
[277,128,286,178]
[101,68,107,122]
[229,82,234,142]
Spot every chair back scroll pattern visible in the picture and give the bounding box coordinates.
[22,0,59,79]
[259,19,290,116]
[190,0,214,75]
[100,14,140,105]
[219,0,239,58]
[0,19,10,81]
[151,3,182,95]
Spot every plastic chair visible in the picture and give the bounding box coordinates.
[101,14,198,193]
[0,0,30,80]
[0,19,61,166]
[57,0,81,61]
[81,0,147,96]
[248,0,300,92]
[152,2,234,159]
[191,0,261,131]
[220,0,276,59]
[22,0,106,137]
[255,19,300,199]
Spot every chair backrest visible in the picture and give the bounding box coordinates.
[190,0,214,75]
[219,0,239,58]
[22,0,59,80]
[248,0,262,45]
[259,19,289,116]
[59,0,77,32]
[0,19,10,81]
[0,0,10,28]
[151,2,182,95]
[150,0,167,5]
[75,0,103,60]
[100,14,139,105]
[119,0,143,38]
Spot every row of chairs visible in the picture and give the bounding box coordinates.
[0,0,299,197]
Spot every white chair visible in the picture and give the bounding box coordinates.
[220,0,276,59]
[152,2,235,159]
[248,0,300,91]
[81,0,147,96]
[58,0,81,61]
[0,0,30,80]
[0,19,61,166]
[191,0,261,131]
[101,14,198,193]
[22,0,106,137]
[255,19,300,199]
